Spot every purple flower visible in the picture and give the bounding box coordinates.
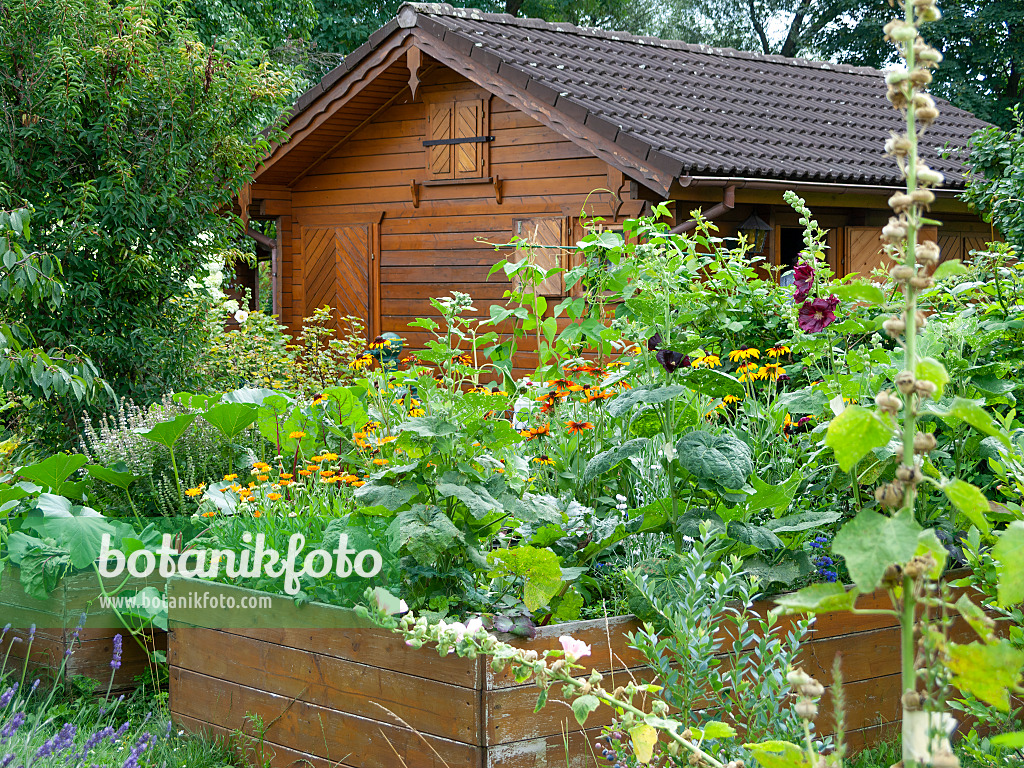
[78,725,115,761]
[798,296,839,333]
[0,752,12,768]
[111,634,123,670]
[0,712,26,741]
[34,722,77,759]
[647,332,662,351]
[656,349,689,374]
[67,613,87,657]
[0,685,16,709]
[120,732,155,768]
[793,260,815,302]
[110,719,131,743]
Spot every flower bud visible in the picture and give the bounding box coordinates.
[787,668,812,686]
[913,431,937,454]
[885,134,913,158]
[910,189,936,207]
[910,275,935,290]
[896,464,923,484]
[909,69,933,87]
[886,21,917,41]
[917,47,943,66]
[875,390,903,414]
[875,481,905,508]
[882,317,906,338]
[917,166,944,187]
[895,370,917,394]
[918,5,941,22]
[795,699,819,720]
[912,93,936,110]
[914,380,937,399]
[888,192,914,213]
[886,69,910,85]
[890,264,915,281]
[902,689,923,710]
[883,563,903,586]
[917,106,940,126]
[886,86,909,109]
[800,679,825,698]
[917,241,940,265]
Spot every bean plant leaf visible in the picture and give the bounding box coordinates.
[202,402,258,440]
[942,479,992,533]
[825,405,893,472]
[608,385,689,419]
[572,694,601,726]
[743,740,811,768]
[628,723,658,763]
[137,413,197,450]
[583,438,649,482]
[488,546,562,611]
[992,522,1024,606]
[916,357,951,399]
[831,282,886,304]
[946,640,1024,711]
[944,397,1011,449]
[685,369,744,399]
[16,452,87,494]
[772,583,859,614]
[675,431,753,491]
[832,508,922,592]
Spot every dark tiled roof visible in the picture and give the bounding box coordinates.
[291,3,990,190]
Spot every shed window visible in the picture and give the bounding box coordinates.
[512,218,565,297]
[426,98,487,180]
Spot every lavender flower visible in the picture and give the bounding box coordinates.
[67,613,87,657]
[34,722,77,759]
[110,719,131,744]
[0,685,16,709]
[78,725,115,761]
[0,712,26,741]
[120,732,155,768]
[111,634,123,670]
[0,752,12,768]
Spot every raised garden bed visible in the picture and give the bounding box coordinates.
[166,574,983,768]
[0,567,166,693]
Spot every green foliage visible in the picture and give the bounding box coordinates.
[0,0,295,424]
[961,110,1024,252]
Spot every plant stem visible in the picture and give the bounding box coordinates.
[901,574,918,768]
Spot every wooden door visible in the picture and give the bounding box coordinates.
[302,224,375,340]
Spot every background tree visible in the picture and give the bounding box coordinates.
[0,0,295,443]
[816,0,1023,129]
[959,108,1024,251]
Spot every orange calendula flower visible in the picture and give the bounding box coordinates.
[342,474,360,484]
[185,486,204,498]
[223,473,238,481]
[280,473,294,480]
[201,510,217,518]
[767,345,792,358]
[322,452,339,461]
[351,480,365,488]
[279,479,294,487]
[565,420,595,434]
[267,492,282,501]
[320,470,336,477]
[372,458,389,466]
[379,435,397,444]
[532,455,555,466]
[257,474,269,482]
[253,510,263,518]
[288,431,306,440]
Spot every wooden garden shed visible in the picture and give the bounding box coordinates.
[241,2,991,358]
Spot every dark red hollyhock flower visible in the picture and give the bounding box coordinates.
[798,295,839,333]
[656,349,689,373]
[793,261,816,303]
[648,332,662,351]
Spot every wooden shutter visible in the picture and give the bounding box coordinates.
[514,218,565,297]
[302,224,372,340]
[427,102,453,179]
[844,226,889,281]
[454,100,484,178]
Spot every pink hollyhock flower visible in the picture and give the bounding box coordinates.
[793,261,815,302]
[447,617,484,641]
[558,635,592,661]
[798,295,839,333]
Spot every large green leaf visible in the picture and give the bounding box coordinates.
[943,479,992,533]
[354,481,418,513]
[743,551,813,587]
[765,510,842,533]
[916,357,951,399]
[772,583,859,614]
[743,741,811,768]
[18,545,72,599]
[727,521,783,550]
[774,388,829,416]
[222,387,280,405]
[685,368,744,399]
[397,416,460,437]
[583,438,649,482]
[137,413,197,451]
[17,452,87,494]
[832,508,922,592]
[488,546,562,611]
[832,282,886,304]
[202,402,258,440]
[572,695,601,726]
[675,430,753,491]
[944,397,1011,449]
[993,522,1024,606]
[947,640,1024,711]
[746,472,801,514]
[608,385,689,419]
[20,513,118,569]
[437,482,502,520]
[386,505,464,564]
[86,463,140,492]
[320,385,369,429]
[825,405,894,472]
